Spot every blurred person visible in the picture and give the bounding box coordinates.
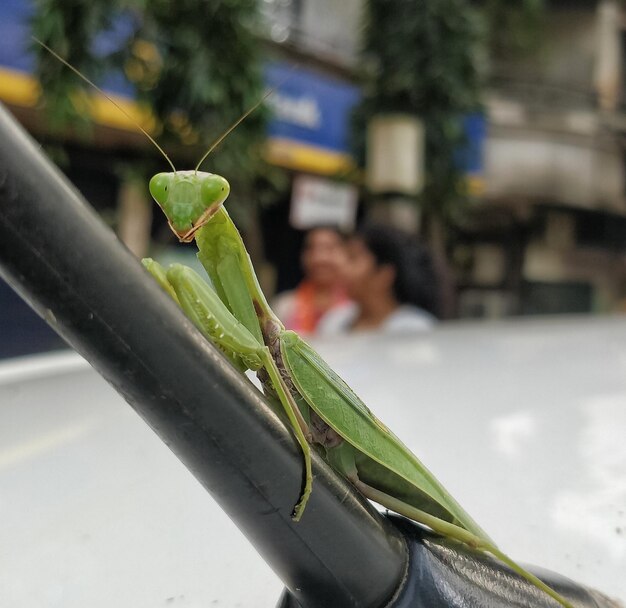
[318,224,438,334]
[273,226,349,334]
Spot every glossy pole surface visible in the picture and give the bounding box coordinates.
[0,104,406,607]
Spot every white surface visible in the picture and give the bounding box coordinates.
[312,316,626,603]
[1,316,626,606]
[0,354,282,608]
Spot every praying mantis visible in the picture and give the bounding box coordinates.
[38,40,576,608]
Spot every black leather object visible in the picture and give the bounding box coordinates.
[278,515,618,608]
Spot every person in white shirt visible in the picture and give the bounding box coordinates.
[317,224,438,335]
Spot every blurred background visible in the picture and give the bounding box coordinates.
[2,0,626,357]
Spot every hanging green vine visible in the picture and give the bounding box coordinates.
[355,0,484,221]
[356,0,545,221]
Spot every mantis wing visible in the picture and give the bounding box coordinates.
[280,330,491,542]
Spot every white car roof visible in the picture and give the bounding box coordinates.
[1,316,625,606]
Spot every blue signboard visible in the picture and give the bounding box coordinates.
[456,112,486,194]
[265,62,360,158]
[0,0,32,73]
[0,0,135,96]
[458,113,485,174]
[263,62,361,173]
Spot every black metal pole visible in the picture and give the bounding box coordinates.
[0,103,406,607]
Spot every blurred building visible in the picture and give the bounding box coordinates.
[264,0,626,316]
[2,0,626,342]
[457,0,626,317]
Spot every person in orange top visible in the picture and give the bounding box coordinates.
[273,226,349,334]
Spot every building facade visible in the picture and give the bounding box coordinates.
[457,0,626,317]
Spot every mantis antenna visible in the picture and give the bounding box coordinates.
[194,87,275,173]
[194,66,296,173]
[33,37,177,173]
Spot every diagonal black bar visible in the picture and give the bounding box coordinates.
[0,103,617,608]
[0,103,405,607]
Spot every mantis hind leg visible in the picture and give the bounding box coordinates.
[353,479,574,608]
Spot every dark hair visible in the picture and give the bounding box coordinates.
[302,225,347,241]
[356,224,439,317]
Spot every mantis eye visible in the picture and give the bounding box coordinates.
[149,173,173,205]
[200,174,230,210]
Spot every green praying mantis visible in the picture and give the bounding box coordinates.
[38,40,575,608]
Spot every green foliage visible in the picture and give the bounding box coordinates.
[482,0,545,59]
[30,0,269,196]
[356,0,485,219]
[356,0,544,220]
[31,0,118,132]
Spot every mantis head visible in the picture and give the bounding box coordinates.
[149,171,230,242]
